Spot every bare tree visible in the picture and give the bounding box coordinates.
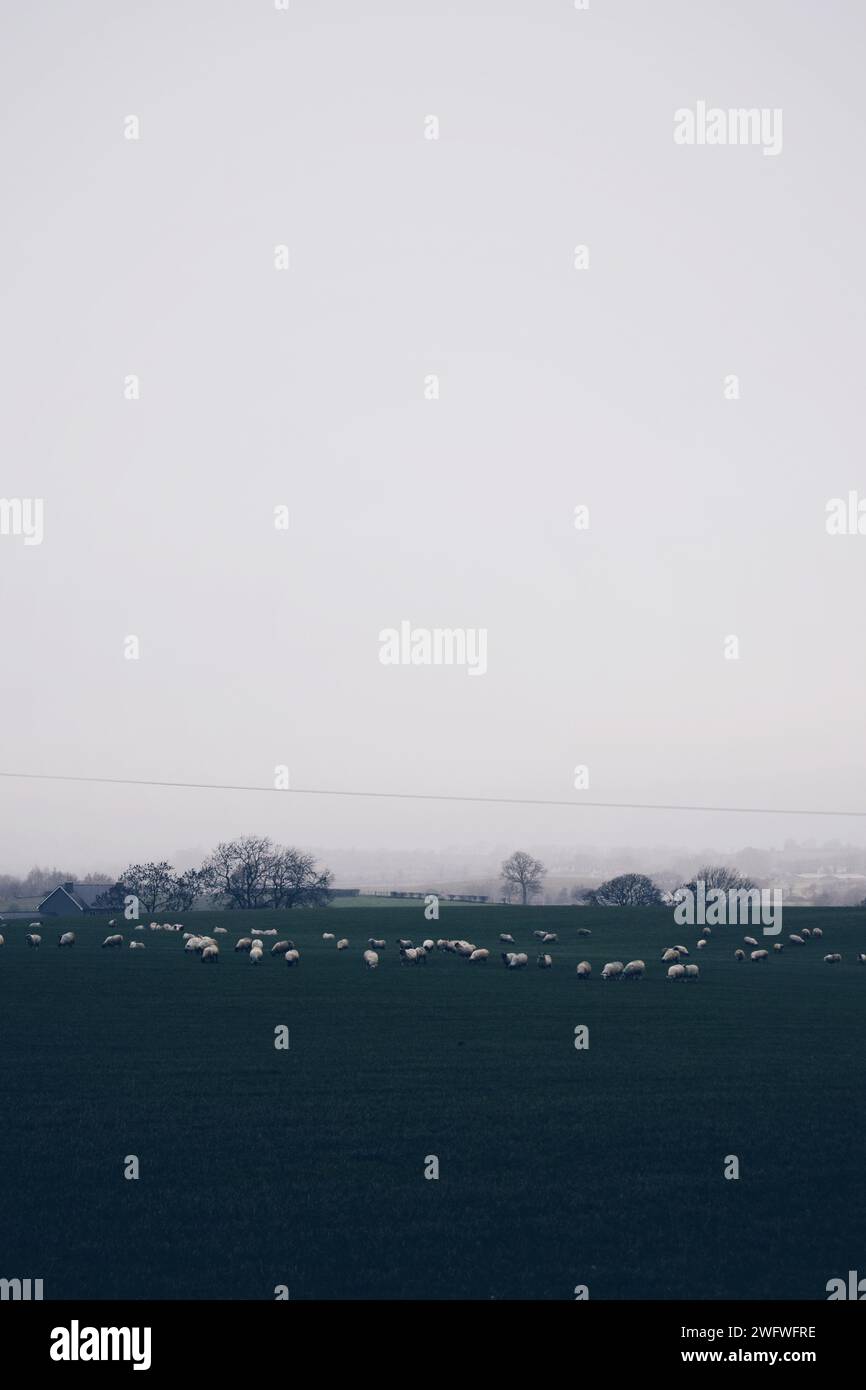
[202,836,332,910]
[682,864,756,895]
[584,873,662,907]
[266,848,333,909]
[166,868,203,912]
[501,850,546,905]
[119,862,176,915]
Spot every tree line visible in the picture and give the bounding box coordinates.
[500,851,756,906]
[110,837,333,914]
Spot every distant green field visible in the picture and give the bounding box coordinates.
[1,905,864,1300]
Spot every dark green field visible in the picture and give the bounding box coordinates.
[1,906,864,1300]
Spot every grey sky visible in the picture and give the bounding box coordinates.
[1,0,865,873]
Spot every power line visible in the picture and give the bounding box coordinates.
[0,770,863,818]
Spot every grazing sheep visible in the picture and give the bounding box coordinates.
[213,927,227,935]
[26,933,41,948]
[454,941,476,957]
[263,929,277,936]
[684,964,700,979]
[773,942,783,952]
[541,933,557,944]
[601,961,624,980]
[362,949,379,968]
[422,939,435,952]
[368,938,386,950]
[401,948,420,965]
[576,960,591,978]
[502,951,528,969]
[271,941,291,956]
[499,934,515,944]
[234,938,252,952]
[801,928,812,939]
[674,945,689,956]
[577,928,592,937]
[662,948,680,962]
[251,929,264,936]
[336,939,350,951]
[622,960,646,979]
[108,920,117,929]
[750,950,769,962]
[323,932,335,941]
[284,949,300,966]
[249,947,264,964]
[696,939,707,950]
[101,934,123,948]
[129,941,145,950]
[397,939,413,949]
[134,924,145,932]
[734,948,746,961]
[469,948,490,963]
[701,926,711,937]
[536,953,553,969]
[532,931,547,940]
[789,934,805,946]
[201,945,219,963]
[0,935,4,947]
[743,936,758,947]
[823,953,842,964]
[812,928,823,939]
[184,936,203,953]
[858,953,866,964]
[667,963,686,981]
[58,932,76,947]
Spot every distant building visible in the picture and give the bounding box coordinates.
[36,882,122,915]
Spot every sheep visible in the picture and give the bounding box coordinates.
[284,949,300,966]
[108,920,117,929]
[662,948,680,962]
[134,924,145,932]
[701,926,712,937]
[684,964,700,980]
[576,960,591,978]
[536,953,553,969]
[101,934,123,948]
[812,927,823,938]
[823,953,842,964]
[801,928,812,939]
[184,936,202,952]
[734,949,745,961]
[667,963,686,981]
[336,939,350,951]
[454,941,476,957]
[271,941,291,955]
[234,938,252,952]
[323,933,335,941]
[129,941,145,950]
[577,928,592,937]
[696,939,707,949]
[858,953,866,964]
[0,935,4,947]
[201,945,219,963]
[213,927,227,935]
[601,961,624,980]
[673,945,689,956]
[422,939,435,952]
[397,939,413,949]
[58,931,76,947]
[750,949,769,962]
[743,936,758,947]
[368,938,386,950]
[469,948,490,963]
[26,933,41,948]
[789,934,805,946]
[251,929,264,936]
[622,959,646,979]
[499,934,515,944]
[249,947,264,964]
[501,951,528,969]
[363,949,379,969]
[262,929,277,936]
[541,933,557,944]
[773,942,783,952]
[532,930,547,940]
[401,948,420,965]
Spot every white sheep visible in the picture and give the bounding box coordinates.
[823,953,842,964]
[184,936,202,952]
[743,936,758,947]
[577,928,592,937]
[454,941,476,957]
[601,961,624,980]
[363,949,379,969]
[622,959,645,979]
[502,952,528,968]
[811,928,823,938]
[129,941,145,950]
[284,949,300,966]
[0,935,4,947]
[469,948,490,963]
[750,949,768,962]
[532,930,546,940]
[801,928,812,939]
[667,963,686,981]
[213,927,227,935]
[101,934,123,948]
[576,960,591,978]
[684,964,700,979]
[789,934,805,945]
[536,953,553,969]
[336,939,349,951]
[234,938,252,952]
[26,933,41,948]
[674,945,689,956]
[701,926,711,937]
[58,931,76,947]
[249,947,264,964]
[397,939,413,949]
[323,932,336,941]
[252,929,264,936]
[201,945,219,963]
[401,948,420,964]
[271,941,291,955]
[858,953,866,964]
[773,942,783,952]
[696,939,707,949]
[499,934,515,944]
[541,933,557,944]
[734,949,745,961]
[368,938,386,949]
[662,948,680,962]
[422,939,435,952]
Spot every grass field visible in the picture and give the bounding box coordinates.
[1,905,864,1301]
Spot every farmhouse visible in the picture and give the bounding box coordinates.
[36,882,122,916]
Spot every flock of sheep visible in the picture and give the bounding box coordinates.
[4,919,863,978]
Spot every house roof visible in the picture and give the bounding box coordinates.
[36,882,117,912]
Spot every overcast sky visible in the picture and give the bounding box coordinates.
[1,0,865,874]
